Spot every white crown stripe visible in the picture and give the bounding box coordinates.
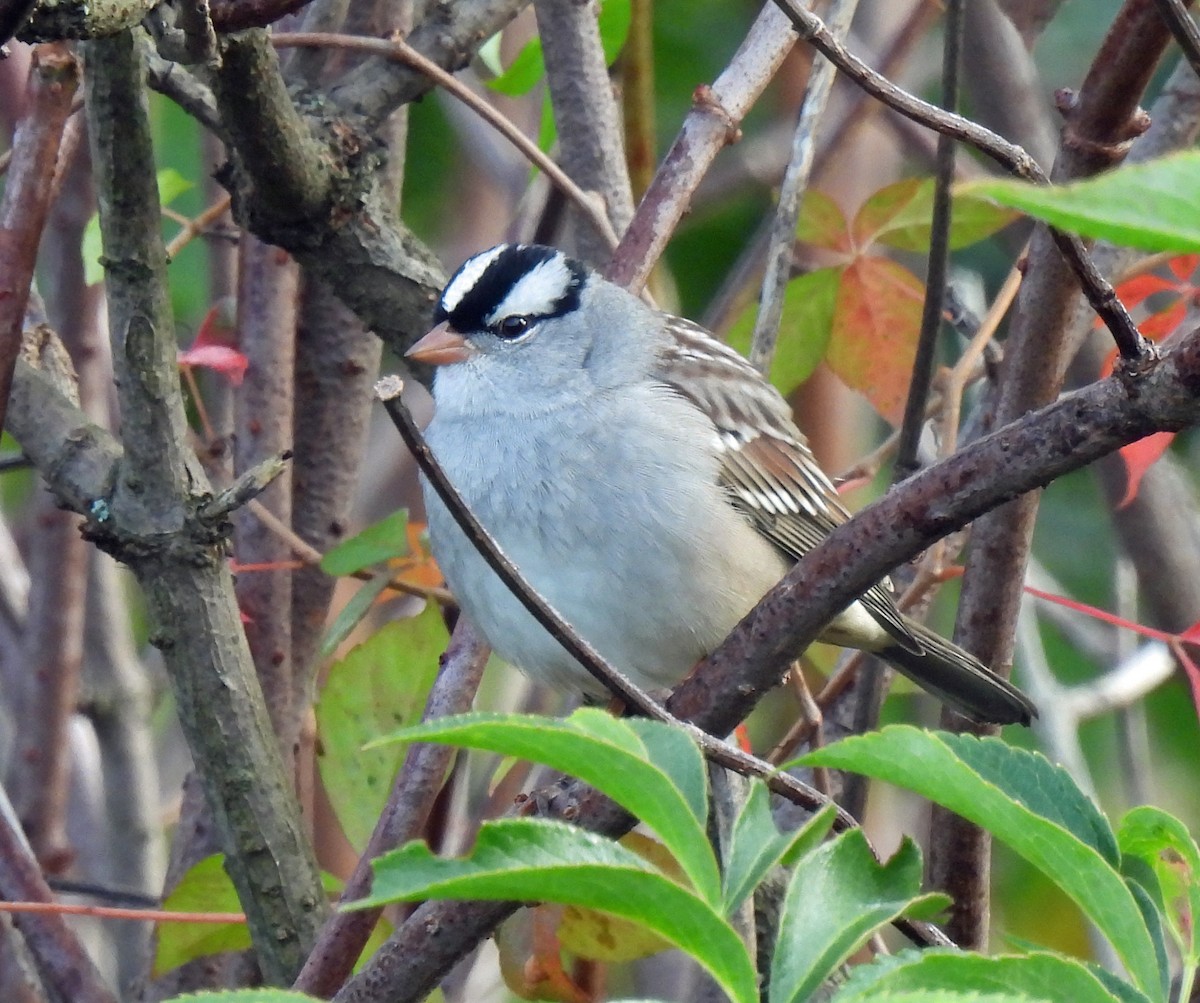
[486,255,575,324]
[441,245,508,313]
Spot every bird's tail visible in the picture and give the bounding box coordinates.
[878,617,1036,725]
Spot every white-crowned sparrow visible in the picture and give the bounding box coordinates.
[408,243,1035,725]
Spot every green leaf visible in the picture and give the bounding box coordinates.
[357,818,756,1003]
[370,708,720,905]
[795,189,851,251]
[726,268,839,394]
[487,0,629,96]
[316,609,446,849]
[722,786,834,914]
[317,570,392,660]
[487,37,545,95]
[1119,805,1200,963]
[963,151,1200,252]
[597,0,632,63]
[158,167,195,206]
[831,948,1143,1003]
[853,177,1019,252]
[804,727,1165,1000]
[84,168,196,285]
[770,830,947,1003]
[155,855,248,976]
[319,509,409,576]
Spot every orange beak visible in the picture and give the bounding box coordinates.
[406,321,474,365]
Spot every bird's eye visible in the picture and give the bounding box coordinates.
[495,315,531,340]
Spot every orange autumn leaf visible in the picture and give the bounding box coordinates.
[826,256,922,424]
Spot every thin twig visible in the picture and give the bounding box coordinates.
[936,259,1024,459]
[165,192,234,258]
[894,0,963,479]
[272,32,620,251]
[749,0,859,374]
[768,0,1153,366]
[1151,0,1200,78]
[246,496,454,604]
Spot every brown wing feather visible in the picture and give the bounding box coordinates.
[655,315,921,653]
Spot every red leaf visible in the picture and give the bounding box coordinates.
[1139,300,1188,340]
[1180,620,1200,645]
[193,297,238,347]
[1117,431,1175,508]
[1112,273,1176,309]
[1168,253,1200,281]
[826,256,922,424]
[178,344,248,385]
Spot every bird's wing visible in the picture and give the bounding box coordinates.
[654,315,921,652]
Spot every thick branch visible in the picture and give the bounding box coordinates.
[327,0,529,125]
[80,29,327,982]
[533,0,635,263]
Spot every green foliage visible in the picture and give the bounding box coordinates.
[156,854,248,975]
[319,508,410,576]
[806,727,1179,1001]
[351,713,1200,1002]
[485,0,632,96]
[316,607,446,849]
[770,831,948,1003]
[83,168,194,286]
[966,151,1200,252]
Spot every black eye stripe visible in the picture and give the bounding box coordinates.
[436,245,585,334]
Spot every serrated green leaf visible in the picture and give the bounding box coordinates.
[937,731,1119,864]
[727,268,839,394]
[155,855,248,976]
[316,609,446,849]
[370,708,720,905]
[1119,805,1200,964]
[722,787,834,914]
[357,818,756,1003]
[837,993,1039,1003]
[804,727,1164,1000]
[319,509,409,576]
[317,570,392,660]
[770,830,947,1003]
[963,151,1200,252]
[830,948,1140,1003]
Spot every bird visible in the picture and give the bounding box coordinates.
[407,243,1035,726]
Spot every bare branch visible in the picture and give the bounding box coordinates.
[0,43,78,436]
[80,29,327,981]
[750,0,858,373]
[0,786,117,1003]
[605,3,797,290]
[326,0,529,125]
[533,0,634,262]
